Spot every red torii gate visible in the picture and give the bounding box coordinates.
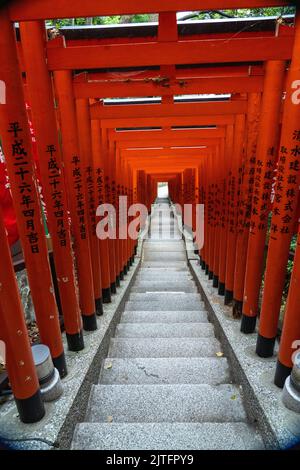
[0,1,299,425]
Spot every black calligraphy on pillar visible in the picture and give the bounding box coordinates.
[71,156,86,240]
[8,121,40,254]
[47,144,67,247]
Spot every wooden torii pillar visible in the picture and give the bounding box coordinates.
[0,8,67,377]
[257,10,300,368]
[19,21,84,352]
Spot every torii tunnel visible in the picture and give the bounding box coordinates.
[0,0,300,443]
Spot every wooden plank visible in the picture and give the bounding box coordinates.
[116,138,221,149]
[99,115,236,128]
[47,36,294,70]
[90,101,247,119]
[109,128,226,141]
[87,65,264,81]
[122,148,212,158]
[74,76,264,99]
[9,1,290,21]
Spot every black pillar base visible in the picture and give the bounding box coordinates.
[102,287,112,303]
[212,275,219,288]
[129,257,133,267]
[232,299,243,319]
[240,314,256,334]
[53,351,68,378]
[205,264,209,275]
[95,297,103,316]
[111,282,117,294]
[15,390,45,424]
[123,265,128,275]
[256,333,275,358]
[82,313,98,332]
[66,330,84,352]
[224,289,233,305]
[218,282,225,296]
[119,270,124,281]
[131,255,135,264]
[201,260,206,270]
[134,245,137,255]
[127,261,131,271]
[274,360,292,389]
[208,270,213,280]
[116,275,120,287]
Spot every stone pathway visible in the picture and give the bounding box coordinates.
[71,199,264,450]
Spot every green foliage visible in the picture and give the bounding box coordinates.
[130,14,153,23]
[47,7,296,28]
[195,7,295,19]
[48,14,152,28]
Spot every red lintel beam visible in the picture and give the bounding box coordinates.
[109,128,226,141]
[91,101,247,120]
[87,65,264,81]
[122,148,211,158]
[100,115,235,128]
[116,139,220,149]
[9,1,291,21]
[74,76,264,99]
[47,36,294,71]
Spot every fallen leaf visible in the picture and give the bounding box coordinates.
[216,352,224,357]
[107,416,113,423]
[104,362,113,370]
[231,395,237,400]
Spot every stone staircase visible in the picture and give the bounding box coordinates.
[71,199,264,450]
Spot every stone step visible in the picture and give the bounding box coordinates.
[138,267,189,272]
[137,270,191,277]
[115,322,214,338]
[143,243,184,251]
[131,284,197,293]
[99,357,230,385]
[141,262,187,269]
[134,279,195,286]
[136,276,193,283]
[86,384,246,423]
[128,293,201,302]
[72,422,264,450]
[120,310,208,323]
[147,236,182,240]
[125,299,204,311]
[108,337,221,358]
[143,252,186,261]
[136,278,192,283]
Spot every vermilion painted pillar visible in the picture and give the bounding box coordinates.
[0,206,45,423]
[101,127,117,291]
[91,119,111,302]
[225,114,246,305]
[0,9,67,376]
[207,157,215,279]
[76,98,103,315]
[218,125,234,295]
[233,93,261,317]
[53,70,97,331]
[109,139,122,279]
[19,21,84,351]
[257,10,300,359]
[213,145,222,287]
[203,157,210,274]
[241,61,286,334]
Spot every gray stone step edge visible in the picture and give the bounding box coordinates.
[71,422,265,450]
